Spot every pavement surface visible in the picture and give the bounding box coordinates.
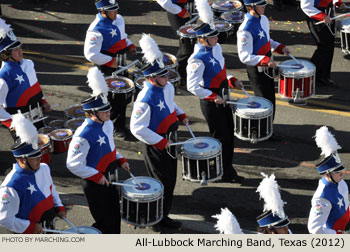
[0,0,349,234]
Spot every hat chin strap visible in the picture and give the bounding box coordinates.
[93,110,105,125]
[24,157,36,172]
[326,170,337,184]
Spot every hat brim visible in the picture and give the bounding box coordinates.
[95,103,112,112]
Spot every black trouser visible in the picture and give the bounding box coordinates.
[141,142,177,217]
[306,16,335,82]
[81,177,121,234]
[167,12,194,86]
[199,99,237,179]
[246,65,276,120]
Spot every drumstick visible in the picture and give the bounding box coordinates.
[49,103,60,109]
[168,139,198,146]
[110,182,139,188]
[277,64,301,69]
[225,101,252,106]
[241,87,251,98]
[128,171,143,189]
[287,53,301,64]
[315,12,350,25]
[61,216,79,233]
[42,228,76,234]
[185,124,196,138]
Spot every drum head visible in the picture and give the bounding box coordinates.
[64,118,85,131]
[212,0,242,11]
[214,20,231,32]
[50,129,73,140]
[279,59,315,77]
[183,137,222,158]
[64,104,85,118]
[162,52,177,68]
[235,97,273,117]
[121,176,164,201]
[38,134,50,148]
[341,18,350,32]
[135,77,147,89]
[220,11,244,24]
[106,76,135,93]
[167,69,180,83]
[178,24,197,38]
[48,120,66,129]
[65,226,101,234]
[38,126,53,135]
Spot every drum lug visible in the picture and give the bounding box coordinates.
[200,171,208,186]
[250,131,258,144]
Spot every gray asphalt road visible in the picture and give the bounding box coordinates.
[0,0,349,234]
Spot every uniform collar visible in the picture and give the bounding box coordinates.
[4,60,23,67]
[145,81,164,91]
[198,43,213,52]
[98,13,113,24]
[14,163,35,175]
[87,118,104,126]
[247,12,260,21]
[321,176,338,186]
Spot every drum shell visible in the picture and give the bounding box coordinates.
[50,129,73,153]
[64,226,101,234]
[214,20,232,44]
[134,76,147,100]
[120,177,164,227]
[106,76,135,106]
[219,10,244,41]
[38,134,52,165]
[278,60,315,100]
[177,24,198,46]
[340,19,350,55]
[181,137,223,182]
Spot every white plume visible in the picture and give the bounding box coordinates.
[195,0,215,28]
[87,67,109,97]
[139,33,164,67]
[256,173,286,219]
[0,18,11,39]
[11,112,38,150]
[314,126,341,157]
[212,208,243,234]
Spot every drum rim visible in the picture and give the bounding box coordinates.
[38,134,51,148]
[64,118,85,130]
[134,76,147,89]
[234,97,274,117]
[64,226,101,234]
[162,52,178,68]
[214,20,232,32]
[219,10,244,23]
[279,59,316,77]
[64,103,85,118]
[48,119,66,128]
[182,136,222,158]
[212,0,243,11]
[177,24,198,38]
[38,126,54,135]
[121,176,164,200]
[167,69,181,82]
[50,128,73,141]
[105,75,135,93]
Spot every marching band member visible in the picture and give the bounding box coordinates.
[66,67,130,234]
[237,0,290,120]
[130,34,188,231]
[301,0,347,87]
[308,126,349,234]
[156,0,193,89]
[0,18,50,139]
[186,0,244,184]
[256,173,292,234]
[0,113,66,234]
[84,0,137,140]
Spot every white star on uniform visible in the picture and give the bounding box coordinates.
[337,197,344,209]
[258,30,265,39]
[26,183,37,195]
[157,100,165,111]
[209,57,217,66]
[110,28,117,37]
[15,74,25,84]
[97,135,106,146]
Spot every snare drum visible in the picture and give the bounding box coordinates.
[234,97,273,143]
[120,177,164,228]
[162,52,178,70]
[278,59,315,101]
[134,76,147,100]
[340,18,350,55]
[220,10,244,37]
[64,118,85,132]
[105,76,135,100]
[50,129,73,153]
[48,120,66,130]
[214,20,232,44]
[38,134,52,165]
[64,226,101,234]
[181,137,223,183]
[211,0,243,17]
[64,104,85,119]
[38,126,54,135]
[177,24,198,45]
[167,69,181,88]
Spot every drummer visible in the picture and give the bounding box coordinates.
[186,0,244,184]
[0,112,66,234]
[66,67,130,234]
[156,0,193,90]
[130,34,189,232]
[237,0,290,123]
[301,0,347,87]
[84,0,137,140]
[0,18,51,140]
